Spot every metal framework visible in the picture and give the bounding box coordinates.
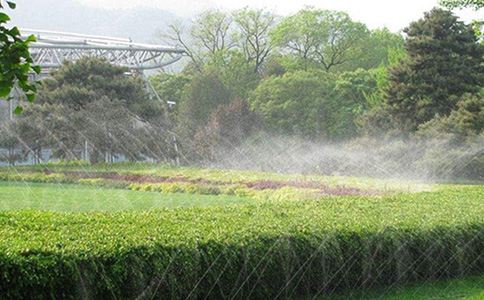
[21,29,185,72]
[5,29,185,165]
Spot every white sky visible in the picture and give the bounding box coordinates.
[78,0,483,31]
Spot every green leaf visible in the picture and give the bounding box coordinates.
[6,2,16,9]
[26,93,36,102]
[13,106,23,115]
[32,65,41,74]
[18,81,30,92]
[0,13,11,23]
[20,63,31,73]
[9,26,19,36]
[26,34,36,43]
[0,86,12,98]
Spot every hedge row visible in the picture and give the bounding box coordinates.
[0,172,322,201]
[128,181,321,201]
[1,186,484,299]
[0,172,72,184]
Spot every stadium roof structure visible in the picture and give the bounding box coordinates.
[21,29,186,72]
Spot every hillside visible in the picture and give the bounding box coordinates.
[9,0,184,43]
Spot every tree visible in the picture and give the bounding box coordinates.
[328,69,379,138]
[249,70,337,137]
[0,1,40,113]
[0,120,21,165]
[249,68,379,140]
[440,0,483,9]
[13,58,173,163]
[161,10,235,71]
[37,57,150,118]
[205,50,261,99]
[440,0,484,39]
[335,28,404,72]
[176,69,232,157]
[417,93,484,140]
[193,98,260,159]
[81,98,139,162]
[161,21,202,71]
[191,10,234,56]
[9,103,51,163]
[232,8,276,73]
[270,7,369,71]
[149,72,191,113]
[385,8,484,132]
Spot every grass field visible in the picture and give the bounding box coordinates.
[303,275,484,299]
[0,163,483,299]
[0,182,254,212]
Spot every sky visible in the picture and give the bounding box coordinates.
[77,0,483,31]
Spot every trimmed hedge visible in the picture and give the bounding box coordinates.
[128,181,323,202]
[1,186,484,299]
[0,172,72,184]
[44,159,91,167]
[0,172,323,201]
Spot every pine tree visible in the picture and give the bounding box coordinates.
[386,8,484,131]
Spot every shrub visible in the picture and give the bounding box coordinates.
[0,172,71,184]
[78,178,129,189]
[1,187,484,299]
[44,159,91,167]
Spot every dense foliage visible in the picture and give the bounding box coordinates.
[153,7,483,175]
[440,0,484,10]
[153,6,406,156]
[0,182,483,299]
[2,58,176,164]
[1,4,484,300]
[0,1,40,113]
[270,8,369,71]
[2,6,484,180]
[384,8,484,132]
[0,164,480,299]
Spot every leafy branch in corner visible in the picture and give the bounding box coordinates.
[0,1,41,114]
[440,0,484,10]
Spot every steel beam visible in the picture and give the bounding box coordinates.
[22,29,185,72]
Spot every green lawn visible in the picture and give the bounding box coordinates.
[300,275,484,300]
[0,181,254,212]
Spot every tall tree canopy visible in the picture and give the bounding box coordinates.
[162,10,235,71]
[440,0,484,9]
[176,69,232,139]
[441,0,484,39]
[385,8,484,132]
[232,8,276,73]
[270,8,369,71]
[249,70,337,137]
[38,57,148,111]
[341,28,404,71]
[13,58,173,163]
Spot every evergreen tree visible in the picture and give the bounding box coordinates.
[12,58,172,163]
[386,8,484,132]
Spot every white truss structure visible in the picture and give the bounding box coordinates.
[5,30,184,164]
[22,29,185,72]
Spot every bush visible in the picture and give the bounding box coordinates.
[1,187,484,299]
[0,172,71,184]
[78,178,129,189]
[44,159,91,167]
[128,182,223,196]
